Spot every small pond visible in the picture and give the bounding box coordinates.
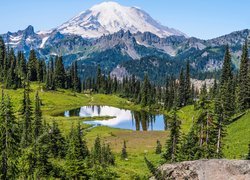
[62,106,168,131]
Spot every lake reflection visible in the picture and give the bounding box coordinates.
[63,106,168,131]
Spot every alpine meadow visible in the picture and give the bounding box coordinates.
[0,1,249,179]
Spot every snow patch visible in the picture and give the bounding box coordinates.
[56,1,186,38]
[40,36,49,48]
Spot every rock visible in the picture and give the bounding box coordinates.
[151,159,250,180]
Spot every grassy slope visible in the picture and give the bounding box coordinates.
[1,83,249,179]
[1,83,167,179]
[224,111,250,159]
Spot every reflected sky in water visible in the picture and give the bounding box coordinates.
[64,106,167,131]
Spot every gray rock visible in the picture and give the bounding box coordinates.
[151,159,250,180]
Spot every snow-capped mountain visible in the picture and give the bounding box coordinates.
[55,1,186,38]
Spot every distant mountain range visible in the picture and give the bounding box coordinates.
[1,1,249,81]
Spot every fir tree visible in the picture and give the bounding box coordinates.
[27,50,38,81]
[238,40,249,111]
[20,81,33,148]
[178,68,185,107]
[91,136,102,164]
[184,61,191,105]
[141,73,151,107]
[214,94,226,158]
[0,36,5,75]
[155,140,162,154]
[163,108,181,162]
[54,56,66,89]
[33,132,53,178]
[33,92,43,140]
[0,94,19,179]
[144,157,163,180]
[220,46,235,118]
[48,121,66,158]
[121,140,128,159]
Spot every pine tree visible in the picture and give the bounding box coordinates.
[33,92,43,140]
[96,65,102,92]
[27,50,38,81]
[48,121,66,158]
[178,68,185,107]
[163,108,181,162]
[20,81,33,148]
[220,45,233,86]
[91,136,102,164]
[238,40,249,111]
[141,73,151,107]
[33,132,53,178]
[144,157,163,180]
[54,56,66,89]
[220,45,235,118]
[155,140,162,154]
[65,124,88,179]
[0,36,5,75]
[45,58,55,90]
[184,61,191,105]
[121,140,128,159]
[214,94,226,158]
[0,94,19,179]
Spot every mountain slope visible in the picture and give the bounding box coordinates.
[56,1,186,38]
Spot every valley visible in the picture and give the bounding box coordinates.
[1,82,249,179]
[0,1,249,179]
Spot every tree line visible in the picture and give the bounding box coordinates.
[0,82,117,179]
[145,42,250,178]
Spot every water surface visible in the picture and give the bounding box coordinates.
[63,106,167,131]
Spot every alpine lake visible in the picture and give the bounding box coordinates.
[58,105,168,131]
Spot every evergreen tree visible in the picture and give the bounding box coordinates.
[0,36,5,76]
[33,132,53,178]
[33,92,43,140]
[0,94,19,179]
[155,140,162,154]
[141,73,151,107]
[220,45,233,86]
[65,123,89,179]
[121,140,128,159]
[48,121,66,158]
[54,56,66,89]
[163,108,181,162]
[144,157,163,180]
[238,40,249,111]
[220,46,235,118]
[46,58,55,90]
[27,50,38,81]
[96,65,102,92]
[91,136,102,164]
[178,68,185,107]
[20,81,33,148]
[184,61,191,105]
[214,94,226,158]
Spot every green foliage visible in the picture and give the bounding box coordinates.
[48,121,66,158]
[238,40,249,111]
[121,140,128,159]
[163,108,181,162]
[0,94,19,179]
[144,157,162,180]
[155,140,162,154]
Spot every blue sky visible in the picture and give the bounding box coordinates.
[1,0,249,39]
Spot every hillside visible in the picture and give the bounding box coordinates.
[1,83,249,179]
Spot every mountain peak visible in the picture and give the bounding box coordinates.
[56,2,186,38]
[90,1,123,10]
